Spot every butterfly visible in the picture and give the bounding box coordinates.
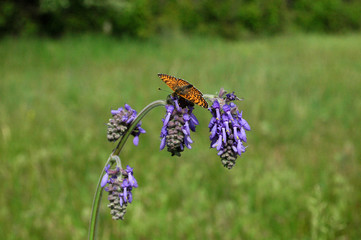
[158,73,208,108]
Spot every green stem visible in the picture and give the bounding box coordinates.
[88,99,166,240]
[88,155,116,240]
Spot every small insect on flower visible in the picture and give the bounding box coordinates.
[160,95,199,156]
[158,73,208,108]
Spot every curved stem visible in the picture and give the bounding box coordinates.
[88,99,166,240]
[88,155,116,240]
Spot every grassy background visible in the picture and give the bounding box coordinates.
[0,33,360,239]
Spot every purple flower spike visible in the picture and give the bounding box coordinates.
[160,95,199,156]
[107,103,146,145]
[208,89,250,169]
[103,164,138,220]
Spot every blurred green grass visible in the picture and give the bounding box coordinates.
[0,34,360,240]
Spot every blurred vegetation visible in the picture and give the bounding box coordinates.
[0,33,360,239]
[0,0,360,39]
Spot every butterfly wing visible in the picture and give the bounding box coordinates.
[157,73,180,92]
[158,73,208,108]
[181,86,209,108]
[175,78,208,108]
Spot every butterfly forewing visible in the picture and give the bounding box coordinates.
[158,73,208,108]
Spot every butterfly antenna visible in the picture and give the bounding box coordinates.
[158,87,172,94]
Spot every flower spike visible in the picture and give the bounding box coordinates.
[208,89,251,169]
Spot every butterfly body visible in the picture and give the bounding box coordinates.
[158,73,208,108]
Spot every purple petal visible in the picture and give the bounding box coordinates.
[237,140,244,155]
[232,145,238,153]
[163,113,171,126]
[111,110,120,115]
[212,100,220,109]
[183,113,190,121]
[223,104,231,113]
[183,122,190,134]
[222,128,227,144]
[160,137,166,150]
[189,119,196,132]
[123,188,128,202]
[133,135,139,146]
[139,127,146,134]
[216,108,221,120]
[237,110,243,119]
[160,126,167,137]
[233,127,239,141]
[126,165,133,173]
[190,113,199,125]
[211,135,222,149]
[122,179,130,188]
[182,128,188,136]
[128,192,133,203]
[100,173,109,187]
[126,115,135,124]
[210,124,218,139]
[174,99,181,112]
[124,104,132,111]
[208,117,216,128]
[119,195,124,206]
[241,118,251,131]
[128,174,138,188]
[216,140,222,151]
[166,104,174,113]
[240,127,247,142]
[186,135,193,144]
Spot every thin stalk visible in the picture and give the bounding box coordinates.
[88,155,116,240]
[88,99,166,240]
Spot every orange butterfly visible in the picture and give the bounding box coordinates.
[158,73,208,108]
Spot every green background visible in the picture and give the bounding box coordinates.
[1,33,360,239]
[1,0,360,38]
